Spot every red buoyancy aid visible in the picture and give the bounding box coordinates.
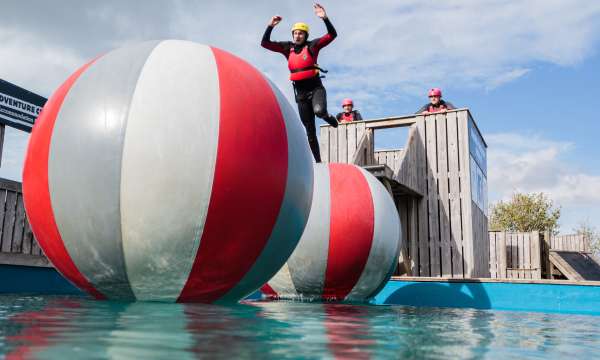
[427,103,448,113]
[339,112,355,123]
[288,46,319,81]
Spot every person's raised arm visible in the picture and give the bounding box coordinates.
[312,3,337,50]
[261,15,286,53]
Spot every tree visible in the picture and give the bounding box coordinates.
[489,192,561,233]
[573,220,600,258]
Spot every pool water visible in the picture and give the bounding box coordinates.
[1,295,599,359]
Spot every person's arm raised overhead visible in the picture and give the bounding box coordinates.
[312,3,337,51]
[261,15,287,54]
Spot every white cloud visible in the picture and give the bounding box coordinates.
[0,28,85,95]
[2,1,600,232]
[485,68,530,91]
[487,132,600,232]
[1,1,600,107]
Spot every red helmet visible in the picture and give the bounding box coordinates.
[428,88,442,97]
[341,98,353,106]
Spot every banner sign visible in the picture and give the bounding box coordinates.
[0,79,47,132]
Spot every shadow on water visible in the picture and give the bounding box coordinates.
[379,281,492,310]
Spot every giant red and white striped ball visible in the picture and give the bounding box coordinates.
[22,40,313,303]
[263,163,401,302]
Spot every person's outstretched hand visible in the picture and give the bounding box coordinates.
[269,15,282,27]
[314,3,327,19]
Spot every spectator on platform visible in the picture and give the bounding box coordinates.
[416,88,456,114]
[336,98,363,123]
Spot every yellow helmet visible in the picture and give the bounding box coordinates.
[291,22,309,34]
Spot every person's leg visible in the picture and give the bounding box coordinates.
[297,99,322,163]
[312,86,338,128]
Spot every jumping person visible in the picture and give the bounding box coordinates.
[261,3,338,163]
[336,98,363,123]
[416,88,456,114]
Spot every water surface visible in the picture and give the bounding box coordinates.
[1,295,599,359]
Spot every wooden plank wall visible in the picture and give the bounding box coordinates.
[320,109,488,279]
[320,122,372,166]
[389,110,486,278]
[417,110,486,278]
[0,177,48,266]
[551,234,590,252]
[489,231,542,279]
[395,125,425,196]
[374,150,403,171]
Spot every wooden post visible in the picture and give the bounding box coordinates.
[416,116,430,276]
[457,111,474,277]
[329,126,338,163]
[489,232,497,278]
[0,124,5,167]
[339,125,348,163]
[498,232,507,278]
[531,231,542,279]
[425,114,441,276]
[436,113,452,277]
[347,123,357,163]
[320,126,329,163]
[447,112,464,278]
[409,197,418,276]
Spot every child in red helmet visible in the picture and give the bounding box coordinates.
[416,88,456,114]
[336,98,363,123]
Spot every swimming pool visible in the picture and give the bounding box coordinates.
[1,295,599,359]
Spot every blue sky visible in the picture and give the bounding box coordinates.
[1,1,600,233]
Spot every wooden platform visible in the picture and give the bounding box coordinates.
[0,178,46,267]
[319,109,490,278]
[549,250,600,281]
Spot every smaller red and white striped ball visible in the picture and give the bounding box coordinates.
[22,40,313,303]
[262,163,401,301]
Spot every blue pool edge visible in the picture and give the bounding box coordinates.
[2,264,599,315]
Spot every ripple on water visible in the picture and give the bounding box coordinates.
[0,295,599,359]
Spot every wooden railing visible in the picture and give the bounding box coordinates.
[489,231,542,279]
[0,177,48,267]
[319,121,374,165]
[551,234,589,252]
[319,115,424,196]
[374,149,403,171]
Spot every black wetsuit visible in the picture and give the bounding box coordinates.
[416,100,456,114]
[336,110,363,122]
[261,18,338,163]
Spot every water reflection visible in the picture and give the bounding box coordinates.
[323,304,374,359]
[1,296,600,359]
[4,298,85,359]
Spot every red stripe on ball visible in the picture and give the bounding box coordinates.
[22,59,106,300]
[178,47,289,302]
[323,164,375,300]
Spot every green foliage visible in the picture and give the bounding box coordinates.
[489,192,561,233]
[573,220,600,257]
